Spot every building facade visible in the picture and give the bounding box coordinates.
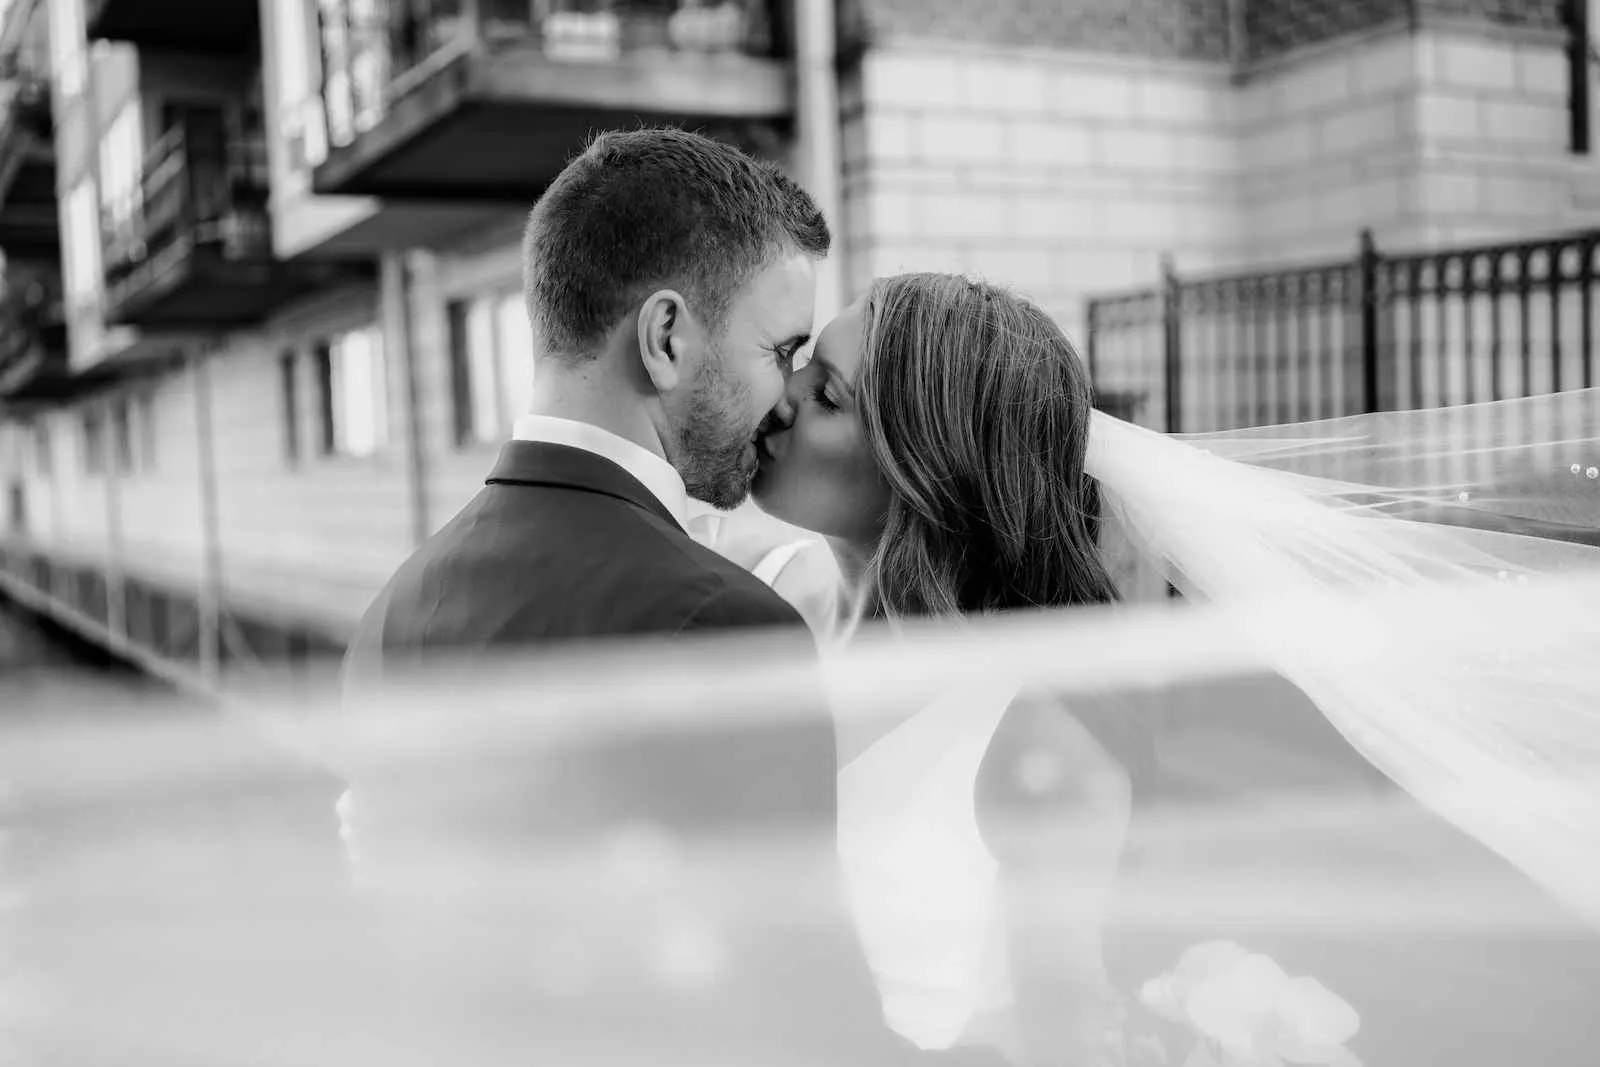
[0,0,1594,687]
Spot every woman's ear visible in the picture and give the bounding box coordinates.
[638,289,687,394]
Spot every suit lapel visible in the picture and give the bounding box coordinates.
[486,441,681,529]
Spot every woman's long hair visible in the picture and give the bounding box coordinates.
[854,273,1119,619]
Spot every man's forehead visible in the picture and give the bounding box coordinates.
[737,253,817,335]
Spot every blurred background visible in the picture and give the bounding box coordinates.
[1,0,1598,692]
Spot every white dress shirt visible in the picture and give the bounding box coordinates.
[512,415,692,532]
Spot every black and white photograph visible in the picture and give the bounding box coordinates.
[1,2,1598,1065]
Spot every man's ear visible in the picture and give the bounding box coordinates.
[638,289,688,394]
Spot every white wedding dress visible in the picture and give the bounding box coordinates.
[835,676,1021,1051]
[752,539,1021,1051]
[744,379,1600,1064]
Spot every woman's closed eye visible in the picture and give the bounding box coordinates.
[809,380,835,411]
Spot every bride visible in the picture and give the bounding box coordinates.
[747,273,1154,1064]
[740,272,1600,1066]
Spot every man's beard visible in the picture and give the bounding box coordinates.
[676,353,759,511]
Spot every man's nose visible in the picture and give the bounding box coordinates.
[769,377,801,430]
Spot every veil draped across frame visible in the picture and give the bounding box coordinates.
[1084,387,1600,928]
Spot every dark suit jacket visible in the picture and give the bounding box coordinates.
[339,443,971,1063]
[347,441,808,665]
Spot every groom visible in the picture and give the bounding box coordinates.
[347,128,823,657]
[341,129,944,1062]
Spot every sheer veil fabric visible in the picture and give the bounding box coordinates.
[1085,387,1600,928]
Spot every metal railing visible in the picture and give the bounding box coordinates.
[0,267,63,398]
[1086,227,1600,433]
[0,52,51,146]
[102,115,274,287]
[314,0,783,151]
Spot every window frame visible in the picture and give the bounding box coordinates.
[446,288,536,449]
[311,323,388,460]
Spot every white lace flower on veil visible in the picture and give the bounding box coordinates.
[1139,941,1361,1067]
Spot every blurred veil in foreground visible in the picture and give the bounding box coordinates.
[2,388,1598,1066]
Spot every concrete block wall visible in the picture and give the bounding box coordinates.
[1187,21,1581,260]
[15,404,112,566]
[842,43,1241,344]
[109,368,208,590]
[1407,27,1582,246]
[1235,32,1425,263]
[847,22,1590,334]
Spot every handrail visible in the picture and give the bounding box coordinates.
[315,0,780,138]
[1085,224,1600,432]
[1089,228,1600,308]
[0,50,50,141]
[102,118,276,277]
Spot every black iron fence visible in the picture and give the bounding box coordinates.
[1085,227,1600,433]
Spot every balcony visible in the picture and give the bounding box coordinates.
[101,112,363,331]
[0,268,69,403]
[310,0,795,200]
[0,63,57,264]
[84,0,259,53]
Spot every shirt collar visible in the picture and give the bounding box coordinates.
[684,497,727,547]
[512,415,691,531]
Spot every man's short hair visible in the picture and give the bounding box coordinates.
[522,127,830,360]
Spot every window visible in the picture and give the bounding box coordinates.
[82,409,105,476]
[448,290,536,446]
[111,397,135,475]
[47,0,87,99]
[313,342,335,453]
[280,349,301,462]
[99,104,145,242]
[314,324,387,457]
[63,179,102,309]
